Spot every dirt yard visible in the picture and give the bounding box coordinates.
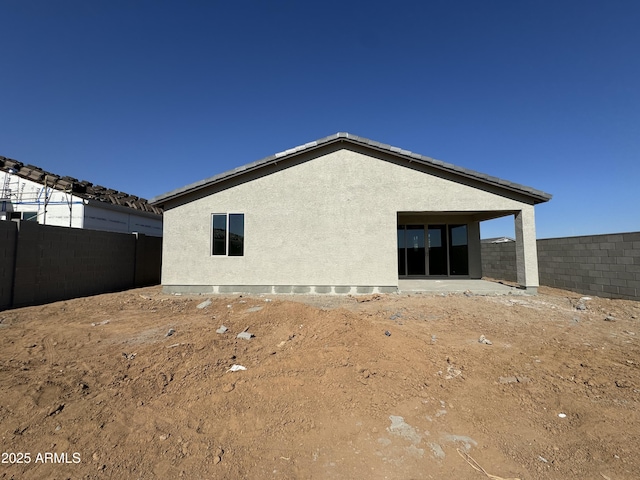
[1,285,639,479]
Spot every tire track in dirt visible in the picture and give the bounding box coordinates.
[42,336,56,366]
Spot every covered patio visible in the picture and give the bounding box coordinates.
[397,208,541,293]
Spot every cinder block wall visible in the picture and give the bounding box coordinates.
[0,221,17,310]
[482,232,640,300]
[12,221,136,307]
[481,242,517,282]
[1,221,162,310]
[537,232,640,300]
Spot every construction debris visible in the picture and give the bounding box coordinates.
[227,365,247,372]
[197,299,212,309]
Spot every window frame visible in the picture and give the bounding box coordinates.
[211,213,244,257]
[10,211,38,221]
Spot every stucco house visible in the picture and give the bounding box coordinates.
[150,133,551,294]
[1,156,162,236]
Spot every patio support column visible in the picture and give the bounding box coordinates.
[514,206,539,293]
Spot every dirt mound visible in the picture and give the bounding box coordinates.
[1,287,639,479]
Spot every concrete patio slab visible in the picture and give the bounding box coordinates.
[398,279,528,295]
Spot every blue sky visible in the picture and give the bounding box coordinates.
[1,0,638,239]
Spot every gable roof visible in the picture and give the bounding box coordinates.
[0,155,162,215]
[149,133,552,206]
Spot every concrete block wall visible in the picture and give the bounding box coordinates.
[481,231,640,301]
[481,242,517,283]
[537,232,640,300]
[1,220,162,310]
[0,221,17,310]
[12,221,136,308]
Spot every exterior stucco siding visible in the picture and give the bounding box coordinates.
[162,148,534,288]
[515,206,540,288]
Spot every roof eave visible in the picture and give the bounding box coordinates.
[84,198,163,218]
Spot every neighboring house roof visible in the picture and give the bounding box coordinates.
[481,237,516,244]
[0,155,162,215]
[150,132,553,207]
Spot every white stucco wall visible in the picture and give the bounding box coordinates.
[84,204,163,236]
[162,148,535,288]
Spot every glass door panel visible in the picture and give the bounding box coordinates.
[398,225,426,276]
[397,226,406,276]
[428,225,448,275]
[448,224,469,275]
[406,226,426,275]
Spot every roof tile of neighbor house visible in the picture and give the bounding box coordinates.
[481,237,516,243]
[150,133,552,206]
[0,156,162,215]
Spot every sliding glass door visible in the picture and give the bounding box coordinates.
[397,225,426,276]
[399,222,469,277]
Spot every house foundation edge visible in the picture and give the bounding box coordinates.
[162,285,399,295]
